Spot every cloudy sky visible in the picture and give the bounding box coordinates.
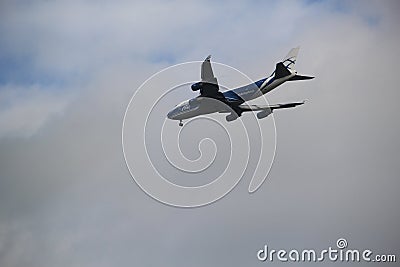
[1,0,399,266]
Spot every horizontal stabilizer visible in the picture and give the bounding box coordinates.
[288,74,314,81]
[275,62,291,79]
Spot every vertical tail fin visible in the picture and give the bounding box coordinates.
[282,46,300,71]
[271,47,314,81]
[274,62,291,79]
[278,47,314,81]
[273,47,299,79]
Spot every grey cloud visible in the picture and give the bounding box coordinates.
[0,1,399,267]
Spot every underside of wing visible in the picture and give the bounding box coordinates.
[201,55,217,84]
[238,101,305,111]
[192,55,225,99]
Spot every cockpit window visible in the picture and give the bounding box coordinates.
[175,100,189,107]
[189,98,199,106]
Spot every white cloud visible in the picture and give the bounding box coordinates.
[0,85,72,138]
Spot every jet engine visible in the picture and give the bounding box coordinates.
[191,82,202,91]
[257,109,272,119]
[226,113,239,122]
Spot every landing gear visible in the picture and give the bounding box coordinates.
[179,120,183,127]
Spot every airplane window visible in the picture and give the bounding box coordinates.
[189,99,199,106]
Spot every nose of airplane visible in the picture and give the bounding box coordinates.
[167,109,175,120]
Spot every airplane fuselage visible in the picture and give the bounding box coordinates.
[167,72,296,121]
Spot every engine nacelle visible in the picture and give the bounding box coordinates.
[226,113,239,122]
[257,110,272,119]
[191,82,202,91]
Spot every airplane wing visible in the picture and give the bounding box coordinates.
[201,55,217,84]
[198,55,225,99]
[238,101,305,112]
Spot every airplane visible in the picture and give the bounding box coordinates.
[167,47,313,126]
